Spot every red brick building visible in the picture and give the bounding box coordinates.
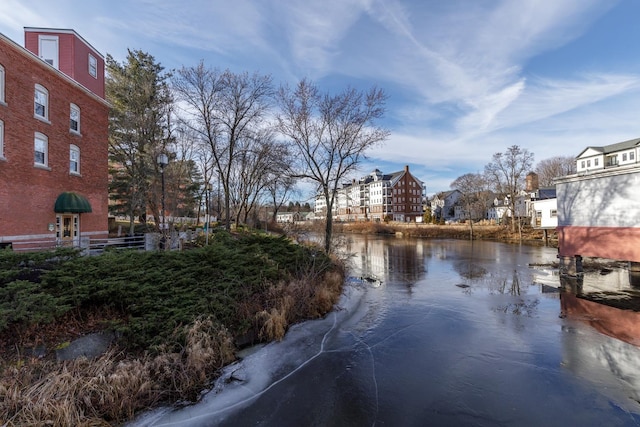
[320,165,426,223]
[0,28,109,250]
[389,165,425,222]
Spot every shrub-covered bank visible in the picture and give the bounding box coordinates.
[334,221,557,246]
[0,231,344,426]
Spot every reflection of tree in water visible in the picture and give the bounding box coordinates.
[492,270,540,317]
[453,260,487,280]
[500,270,521,295]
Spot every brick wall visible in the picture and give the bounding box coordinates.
[0,34,109,244]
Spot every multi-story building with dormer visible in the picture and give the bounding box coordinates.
[0,27,109,250]
[315,165,425,223]
[556,136,640,273]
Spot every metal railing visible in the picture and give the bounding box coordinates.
[87,235,146,255]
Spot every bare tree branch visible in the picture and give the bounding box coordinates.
[276,79,389,252]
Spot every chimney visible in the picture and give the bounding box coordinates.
[526,172,539,192]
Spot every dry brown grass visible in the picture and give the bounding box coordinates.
[257,299,291,341]
[0,318,235,427]
[0,266,345,426]
[255,264,345,342]
[332,221,555,245]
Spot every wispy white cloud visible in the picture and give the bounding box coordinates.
[2,0,638,196]
[484,73,640,131]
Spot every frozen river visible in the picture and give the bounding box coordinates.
[131,236,640,426]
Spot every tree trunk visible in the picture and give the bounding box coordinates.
[128,207,135,236]
[224,187,231,231]
[324,214,333,253]
[518,217,523,243]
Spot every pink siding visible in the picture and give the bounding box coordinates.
[558,226,640,262]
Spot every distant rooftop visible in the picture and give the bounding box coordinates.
[577,137,640,157]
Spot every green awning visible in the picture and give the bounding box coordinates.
[54,192,92,213]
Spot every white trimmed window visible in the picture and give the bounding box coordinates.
[0,64,5,104]
[70,144,80,174]
[88,54,97,78]
[34,84,48,120]
[0,120,4,158]
[70,103,80,133]
[34,132,48,166]
[38,35,59,69]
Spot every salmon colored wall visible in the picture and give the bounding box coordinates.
[558,225,640,263]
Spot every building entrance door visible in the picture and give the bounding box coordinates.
[57,214,78,246]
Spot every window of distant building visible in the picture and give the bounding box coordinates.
[594,158,599,166]
[587,160,591,167]
[70,144,80,174]
[581,160,585,169]
[88,54,97,78]
[70,103,80,133]
[34,132,48,167]
[0,64,5,104]
[551,210,557,218]
[34,84,49,121]
[631,152,636,161]
[623,153,628,162]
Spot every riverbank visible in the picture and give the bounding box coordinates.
[0,231,344,426]
[332,221,558,247]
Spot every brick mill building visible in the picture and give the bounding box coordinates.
[316,166,426,222]
[0,28,109,250]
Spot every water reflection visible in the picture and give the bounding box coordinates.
[131,236,640,426]
[560,274,640,346]
[344,235,427,286]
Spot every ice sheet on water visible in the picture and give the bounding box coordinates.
[128,283,370,427]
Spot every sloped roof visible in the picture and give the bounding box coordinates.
[576,137,640,158]
[534,187,556,200]
[432,189,460,200]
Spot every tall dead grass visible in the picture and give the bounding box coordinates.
[0,318,235,427]
[256,264,345,341]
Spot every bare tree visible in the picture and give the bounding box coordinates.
[172,62,274,231]
[230,129,285,225]
[484,145,534,237]
[266,144,296,222]
[535,156,576,186]
[450,173,489,240]
[276,79,389,253]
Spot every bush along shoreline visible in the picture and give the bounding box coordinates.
[0,231,344,426]
[333,221,558,246]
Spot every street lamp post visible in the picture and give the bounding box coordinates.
[157,152,169,250]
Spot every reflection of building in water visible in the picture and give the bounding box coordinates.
[346,236,426,284]
[561,290,640,347]
[581,268,636,294]
[560,294,640,403]
[560,269,640,342]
